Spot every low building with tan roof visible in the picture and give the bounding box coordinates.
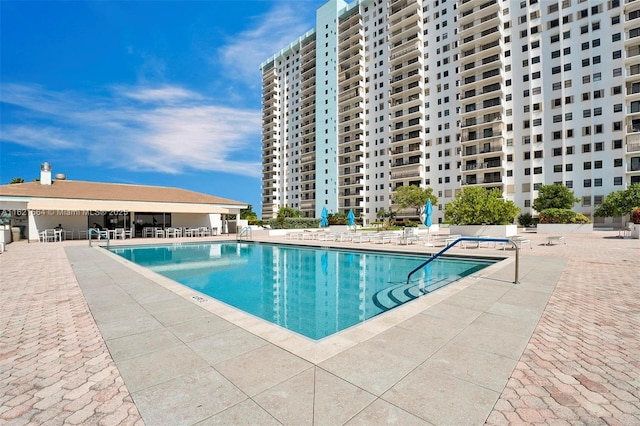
[0,162,247,242]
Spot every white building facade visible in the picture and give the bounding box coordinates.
[261,0,640,225]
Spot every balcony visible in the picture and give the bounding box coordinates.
[460,159,504,173]
[458,0,499,26]
[390,170,422,180]
[462,175,504,186]
[459,83,502,101]
[461,140,504,156]
[461,113,502,128]
[459,12,500,38]
[390,41,421,63]
[392,130,422,144]
[339,88,363,104]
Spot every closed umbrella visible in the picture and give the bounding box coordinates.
[347,209,355,228]
[423,199,433,245]
[320,206,329,227]
[423,199,433,227]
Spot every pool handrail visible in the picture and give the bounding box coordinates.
[406,237,519,284]
[88,228,110,249]
[237,226,252,240]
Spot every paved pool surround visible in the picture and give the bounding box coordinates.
[0,231,638,425]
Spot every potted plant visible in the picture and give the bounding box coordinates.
[594,184,640,238]
[631,207,640,238]
[533,184,593,234]
[444,187,519,237]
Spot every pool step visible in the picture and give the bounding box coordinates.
[372,277,453,312]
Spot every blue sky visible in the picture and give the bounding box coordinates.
[0,0,327,216]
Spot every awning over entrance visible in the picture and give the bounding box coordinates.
[26,198,230,214]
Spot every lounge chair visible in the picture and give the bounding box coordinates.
[372,232,397,244]
[498,236,532,250]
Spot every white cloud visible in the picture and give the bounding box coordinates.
[0,83,262,177]
[117,86,199,103]
[218,3,315,83]
[0,125,78,149]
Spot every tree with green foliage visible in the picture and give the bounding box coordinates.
[517,212,535,227]
[594,184,640,218]
[374,207,396,229]
[275,206,303,228]
[444,187,519,225]
[9,177,24,184]
[240,205,258,221]
[392,185,438,216]
[532,184,579,212]
[277,207,303,218]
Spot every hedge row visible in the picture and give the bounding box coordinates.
[538,208,591,224]
[267,217,321,229]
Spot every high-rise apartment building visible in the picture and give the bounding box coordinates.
[261,0,640,226]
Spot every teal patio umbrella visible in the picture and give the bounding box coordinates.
[320,206,329,227]
[423,199,433,244]
[347,209,355,227]
[423,199,433,228]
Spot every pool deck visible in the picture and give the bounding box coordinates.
[0,230,638,425]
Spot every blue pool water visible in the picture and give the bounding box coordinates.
[111,242,495,340]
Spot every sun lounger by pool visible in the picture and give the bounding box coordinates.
[497,236,532,250]
[545,235,566,245]
[372,232,398,244]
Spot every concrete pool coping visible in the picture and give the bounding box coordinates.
[99,241,516,364]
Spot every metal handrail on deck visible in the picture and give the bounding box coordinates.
[236,226,252,240]
[406,237,519,284]
[88,228,110,249]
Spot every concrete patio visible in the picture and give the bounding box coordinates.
[0,230,638,425]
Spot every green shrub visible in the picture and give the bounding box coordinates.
[539,208,591,224]
[517,212,534,227]
[267,217,320,229]
[444,187,519,225]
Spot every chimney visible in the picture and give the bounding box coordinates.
[40,162,52,185]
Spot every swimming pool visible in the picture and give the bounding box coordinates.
[111,242,496,340]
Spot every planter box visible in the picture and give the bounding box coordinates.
[631,224,640,239]
[449,224,518,237]
[536,223,593,234]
